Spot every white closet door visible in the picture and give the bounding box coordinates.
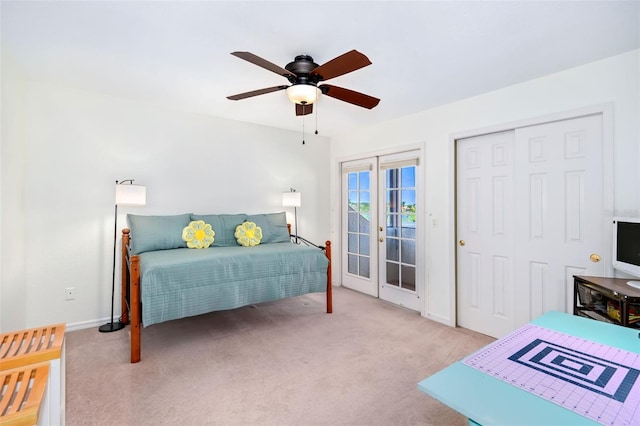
[457,114,605,338]
[513,114,605,328]
[456,131,516,338]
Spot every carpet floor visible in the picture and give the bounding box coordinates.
[65,286,494,425]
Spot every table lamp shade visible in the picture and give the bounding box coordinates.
[115,184,146,206]
[282,191,301,207]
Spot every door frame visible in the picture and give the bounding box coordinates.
[335,143,426,315]
[448,103,614,327]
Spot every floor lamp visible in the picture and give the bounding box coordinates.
[99,179,146,333]
[282,189,301,243]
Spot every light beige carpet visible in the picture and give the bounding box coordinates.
[65,286,494,425]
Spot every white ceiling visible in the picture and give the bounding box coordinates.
[2,1,639,137]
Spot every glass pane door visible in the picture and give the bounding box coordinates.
[347,170,371,279]
[341,158,378,296]
[384,166,416,291]
[378,151,421,311]
[341,151,421,310]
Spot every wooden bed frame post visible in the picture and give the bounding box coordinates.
[121,228,142,363]
[130,254,141,363]
[120,229,130,325]
[325,240,332,314]
[288,223,332,313]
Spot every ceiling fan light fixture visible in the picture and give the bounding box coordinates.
[228,50,379,113]
[286,84,319,105]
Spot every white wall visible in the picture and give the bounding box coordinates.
[4,81,329,331]
[1,50,28,332]
[330,49,640,326]
[3,50,637,332]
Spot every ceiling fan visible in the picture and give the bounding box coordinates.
[227,50,380,116]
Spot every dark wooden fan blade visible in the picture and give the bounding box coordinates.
[310,50,372,81]
[295,103,313,116]
[227,85,288,101]
[319,84,380,109]
[231,52,296,78]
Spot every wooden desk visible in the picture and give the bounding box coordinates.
[574,275,640,327]
[418,312,639,425]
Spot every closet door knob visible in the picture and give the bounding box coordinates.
[459,240,465,246]
[590,253,601,262]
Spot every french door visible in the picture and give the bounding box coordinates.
[341,151,422,311]
[341,158,378,296]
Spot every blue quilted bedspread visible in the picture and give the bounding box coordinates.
[137,242,329,326]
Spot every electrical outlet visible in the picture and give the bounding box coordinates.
[65,287,75,301]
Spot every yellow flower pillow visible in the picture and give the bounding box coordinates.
[182,220,215,249]
[235,222,262,247]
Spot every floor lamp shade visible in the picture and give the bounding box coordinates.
[282,190,301,243]
[99,180,146,333]
[115,184,146,206]
[282,191,301,207]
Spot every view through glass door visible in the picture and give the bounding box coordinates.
[341,158,378,296]
[341,151,422,311]
[378,152,421,311]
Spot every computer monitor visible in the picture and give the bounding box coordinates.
[612,217,640,288]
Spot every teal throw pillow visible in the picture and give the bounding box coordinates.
[127,213,192,254]
[190,214,247,247]
[246,212,290,244]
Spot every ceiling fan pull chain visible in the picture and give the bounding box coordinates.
[302,106,306,145]
[315,101,319,135]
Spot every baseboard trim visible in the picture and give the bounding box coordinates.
[424,312,455,327]
[66,315,125,332]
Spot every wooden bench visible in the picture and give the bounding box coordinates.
[0,362,50,426]
[0,324,66,425]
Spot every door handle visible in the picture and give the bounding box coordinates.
[590,253,601,263]
[459,240,465,246]
[379,237,384,242]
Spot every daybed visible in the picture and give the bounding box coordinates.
[120,212,332,363]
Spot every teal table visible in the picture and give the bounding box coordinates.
[418,311,640,425]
